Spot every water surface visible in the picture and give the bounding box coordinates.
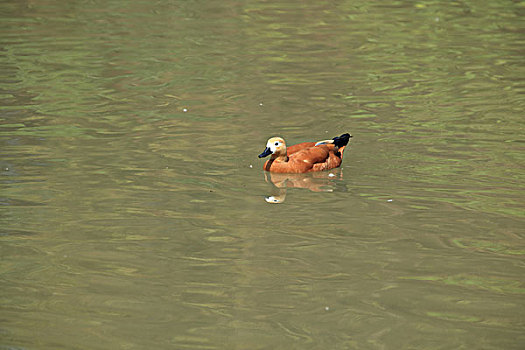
[1,0,524,349]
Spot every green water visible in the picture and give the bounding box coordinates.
[1,0,524,349]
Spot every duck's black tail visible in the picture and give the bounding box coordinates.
[333,133,352,148]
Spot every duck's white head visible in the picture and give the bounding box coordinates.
[258,137,287,158]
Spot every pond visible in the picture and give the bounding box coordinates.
[1,0,524,349]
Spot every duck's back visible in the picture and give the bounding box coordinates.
[291,144,342,172]
[286,141,316,155]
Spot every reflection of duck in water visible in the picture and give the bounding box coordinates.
[258,133,351,173]
[264,170,347,204]
[265,171,343,192]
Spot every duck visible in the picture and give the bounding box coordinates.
[258,133,352,173]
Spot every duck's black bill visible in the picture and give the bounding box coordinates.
[258,147,272,158]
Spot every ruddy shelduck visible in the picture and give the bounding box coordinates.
[258,133,352,173]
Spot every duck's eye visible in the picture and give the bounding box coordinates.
[274,142,279,146]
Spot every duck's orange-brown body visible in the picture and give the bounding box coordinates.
[259,133,351,173]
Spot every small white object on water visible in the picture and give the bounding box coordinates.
[387,199,393,202]
[328,173,335,177]
[325,306,330,311]
[249,164,253,168]
[5,168,8,171]
[183,108,188,112]
[259,103,263,106]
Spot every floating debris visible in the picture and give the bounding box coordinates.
[183,108,188,112]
